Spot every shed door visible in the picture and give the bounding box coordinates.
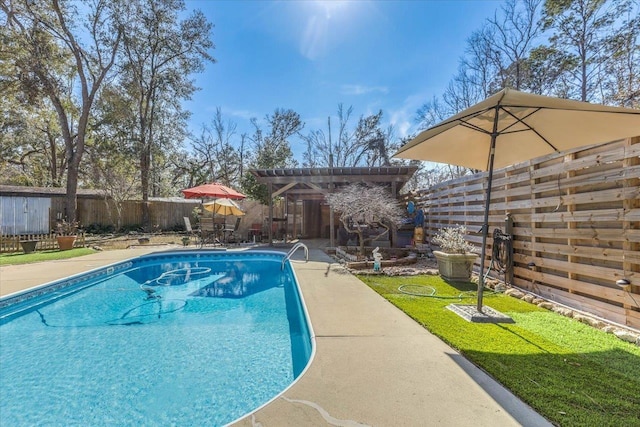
[0,196,51,235]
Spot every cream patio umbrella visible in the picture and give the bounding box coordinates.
[394,88,640,313]
[203,198,245,217]
[203,198,245,243]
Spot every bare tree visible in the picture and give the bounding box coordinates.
[89,151,139,231]
[415,96,451,131]
[302,105,394,167]
[461,26,501,98]
[487,0,543,90]
[326,183,405,255]
[191,108,242,186]
[210,108,242,185]
[302,105,352,167]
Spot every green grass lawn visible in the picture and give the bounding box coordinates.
[0,248,96,266]
[358,274,640,427]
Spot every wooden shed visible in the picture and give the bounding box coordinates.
[250,166,418,246]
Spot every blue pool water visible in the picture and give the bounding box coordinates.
[0,250,313,426]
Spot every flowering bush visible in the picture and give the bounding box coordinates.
[432,226,475,254]
[55,219,79,236]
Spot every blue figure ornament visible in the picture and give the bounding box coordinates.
[414,208,424,227]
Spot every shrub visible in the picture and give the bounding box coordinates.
[432,226,475,254]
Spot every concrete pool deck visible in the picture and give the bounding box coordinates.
[0,242,551,427]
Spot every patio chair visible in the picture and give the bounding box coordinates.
[199,220,222,246]
[226,217,242,244]
[184,217,195,235]
[184,216,198,246]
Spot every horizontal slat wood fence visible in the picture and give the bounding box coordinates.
[415,137,640,330]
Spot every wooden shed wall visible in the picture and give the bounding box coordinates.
[415,137,640,329]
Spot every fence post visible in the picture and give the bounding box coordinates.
[622,137,640,323]
[505,213,514,285]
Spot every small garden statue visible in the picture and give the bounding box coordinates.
[372,247,383,271]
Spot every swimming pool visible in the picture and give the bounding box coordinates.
[0,250,314,426]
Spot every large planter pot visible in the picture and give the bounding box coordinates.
[20,240,38,254]
[433,250,478,281]
[56,235,77,251]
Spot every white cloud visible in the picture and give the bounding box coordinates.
[341,84,389,96]
[226,108,260,121]
[387,92,430,139]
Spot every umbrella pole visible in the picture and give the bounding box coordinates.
[478,116,499,312]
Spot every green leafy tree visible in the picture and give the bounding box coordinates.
[87,86,139,230]
[0,0,123,222]
[169,149,209,191]
[602,0,640,107]
[522,45,575,96]
[0,49,60,185]
[0,96,67,186]
[117,0,214,229]
[542,0,620,102]
[241,109,303,204]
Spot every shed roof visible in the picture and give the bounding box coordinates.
[250,166,418,200]
[0,185,103,198]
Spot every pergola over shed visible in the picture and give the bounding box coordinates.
[250,166,418,246]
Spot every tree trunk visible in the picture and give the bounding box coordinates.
[357,231,365,256]
[65,164,79,222]
[140,146,151,231]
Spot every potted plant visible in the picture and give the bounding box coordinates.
[56,219,79,250]
[432,226,478,281]
[19,239,38,254]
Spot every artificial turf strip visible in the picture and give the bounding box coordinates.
[0,248,96,265]
[358,274,640,427]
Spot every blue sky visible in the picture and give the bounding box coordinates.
[184,0,500,158]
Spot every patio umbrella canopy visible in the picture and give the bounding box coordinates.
[394,88,640,312]
[182,182,246,200]
[203,198,245,216]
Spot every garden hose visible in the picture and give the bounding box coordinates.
[492,228,512,273]
[482,228,512,283]
[397,284,476,300]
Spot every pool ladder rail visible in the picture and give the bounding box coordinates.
[281,242,309,270]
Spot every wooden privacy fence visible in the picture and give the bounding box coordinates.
[64,198,199,231]
[416,137,640,330]
[1,193,199,252]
